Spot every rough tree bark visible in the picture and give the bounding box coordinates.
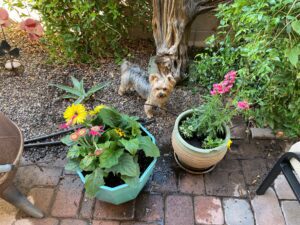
[152,0,227,82]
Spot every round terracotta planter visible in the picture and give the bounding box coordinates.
[172,109,231,172]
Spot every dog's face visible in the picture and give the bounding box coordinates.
[149,73,176,101]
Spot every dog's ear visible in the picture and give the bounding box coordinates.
[166,75,176,87]
[149,73,159,84]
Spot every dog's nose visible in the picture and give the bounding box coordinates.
[158,93,165,98]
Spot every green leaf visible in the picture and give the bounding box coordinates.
[61,135,75,146]
[120,115,141,136]
[62,94,78,99]
[71,76,84,92]
[120,138,139,155]
[100,148,124,169]
[138,136,160,157]
[74,96,85,104]
[49,83,82,97]
[85,168,104,197]
[98,108,122,128]
[80,155,96,171]
[285,47,299,66]
[121,174,140,187]
[67,145,81,158]
[108,153,139,177]
[291,20,300,35]
[65,158,80,171]
[86,82,109,97]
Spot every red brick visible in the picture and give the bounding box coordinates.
[251,188,285,225]
[0,198,18,225]
[15,218,59,225]
[281,201,300,225]
[93,200,135,220]
[80,193,95,219]
[135,194,163,221]
[14,166,62,193]
[274,174,296,200]
[121,222,159,225]
[165,195,194,225]
[179,173,205,195]
[194,196,224,225]
[51,176,83,217]
[60,219,88,225]
[92,220,120,225]
[28,187,54,214]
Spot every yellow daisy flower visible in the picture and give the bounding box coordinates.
[89,104,107,116]
[114,128,126,137]
[64,104,87,125]
[227,139,233,150]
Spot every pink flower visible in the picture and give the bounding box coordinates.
[237,101,250,110]
[0,8,10,27]
[59,123,69,129]
[210,90,217,95]
[226,70,237,79]
[89,126,104,137]
[76,128,87,137]
[20,18,44,40]
[223,86,230,93]
[210,71,237,95]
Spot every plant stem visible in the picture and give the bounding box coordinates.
[1,26,7,41]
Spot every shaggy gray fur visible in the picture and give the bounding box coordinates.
[120,60,150,99]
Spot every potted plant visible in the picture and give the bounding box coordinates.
[172,71,249,173]
[60,104,160,204]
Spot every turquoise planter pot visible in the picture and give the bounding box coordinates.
[77,125,157,205]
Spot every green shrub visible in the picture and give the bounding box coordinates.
[190,0,300,137]
[38,0,151,62]
[5,0,151,62]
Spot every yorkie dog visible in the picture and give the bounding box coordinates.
[118,60,176,118]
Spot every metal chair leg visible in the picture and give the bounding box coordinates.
[256,159,282,195]
[281,161,300,202]
[256,152,300,201]
[1,184,44,218]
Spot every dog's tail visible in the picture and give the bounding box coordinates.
[121,59,131,75]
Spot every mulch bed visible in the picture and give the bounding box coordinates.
[0,28,203,163]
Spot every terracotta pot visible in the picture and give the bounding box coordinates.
[172,109,231,172]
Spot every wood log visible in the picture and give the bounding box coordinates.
[152,0,228,82]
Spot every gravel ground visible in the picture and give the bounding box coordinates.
[0,28,203,163]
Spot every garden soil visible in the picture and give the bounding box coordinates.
[0,28,203,164]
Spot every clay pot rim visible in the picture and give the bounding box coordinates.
[174,109,231,153]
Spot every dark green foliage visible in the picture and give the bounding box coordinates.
[8,0,151,62]
[190,0,300,137]
[179,95,235,148]
[63,107,160,197]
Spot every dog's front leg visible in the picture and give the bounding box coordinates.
[144,100,154,118]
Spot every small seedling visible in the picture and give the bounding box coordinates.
[50,76,109,104]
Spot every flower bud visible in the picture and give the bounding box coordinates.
[94,148,104,156]
[70,133,79,141]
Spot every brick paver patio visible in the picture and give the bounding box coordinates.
[1,138,299,225]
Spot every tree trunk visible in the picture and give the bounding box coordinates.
[152,0,227,82]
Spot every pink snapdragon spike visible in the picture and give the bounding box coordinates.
[20,18,44,40]
[59,118,74,129]
[210,70,237,95]
[0,8,10,27]
[59,123,69,129]
[89,126,104,137]
[237,101,250,110]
